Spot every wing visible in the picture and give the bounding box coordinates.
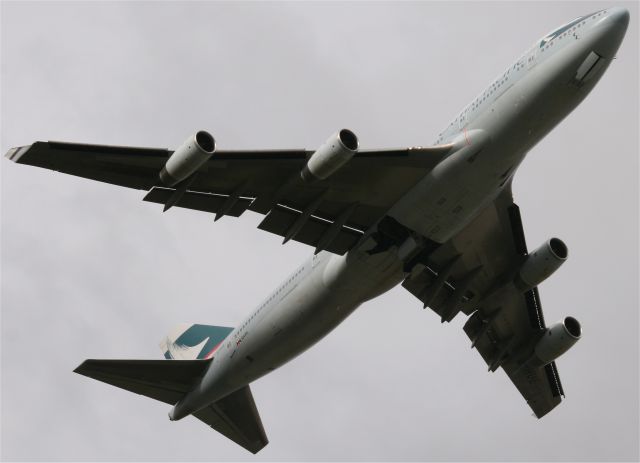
[402,184,564,417]
[5,140,452,254]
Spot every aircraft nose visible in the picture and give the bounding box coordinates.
[589,7,630,58]
[607,7,630,29]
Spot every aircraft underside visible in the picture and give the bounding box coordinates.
[6,6,630,454]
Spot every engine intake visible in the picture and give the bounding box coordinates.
[301,129,358,182]
[530,316,582,367]
[160,131,216,186]
[516,238,568,291]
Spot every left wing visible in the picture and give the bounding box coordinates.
[402,185,567,417]
[6,139,452,254]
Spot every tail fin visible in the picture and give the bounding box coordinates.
[160,323,234,360]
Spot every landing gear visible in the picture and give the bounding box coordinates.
[364,216,440,272]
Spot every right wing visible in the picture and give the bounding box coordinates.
[6,140,453,254]
[402,185,566,417]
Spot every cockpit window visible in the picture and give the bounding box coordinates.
[539,15,588,48]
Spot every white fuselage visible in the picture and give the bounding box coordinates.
[170,8,628,421]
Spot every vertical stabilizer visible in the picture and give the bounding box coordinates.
[160,323,234,360]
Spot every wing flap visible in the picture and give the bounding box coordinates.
[193,385,268,454]
[257,204,362,254]
[544,361,565,398]
[401,189,521,322]
[143,187,252,217]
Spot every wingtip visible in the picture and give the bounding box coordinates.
[248,440,269,454]
[4,145,30,162]
[73,359,97,375]
[73,360,88,374]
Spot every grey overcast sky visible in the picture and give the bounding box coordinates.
[1,1,638,461]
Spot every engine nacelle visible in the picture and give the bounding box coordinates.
[301,129,358,182]
[516,238,568,291]
[530,316,582,366]
[160,131,216,186]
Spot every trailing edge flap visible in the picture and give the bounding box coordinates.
[258,204,362,255]
[73,359,210,406]
[193,385,269,454]
[143,187,252,217]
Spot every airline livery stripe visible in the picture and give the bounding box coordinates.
[202,341,224,359]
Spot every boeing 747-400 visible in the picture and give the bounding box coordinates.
[5,7,630,454]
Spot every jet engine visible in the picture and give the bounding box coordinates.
[159,131,216,186]
[516,238,568,291]
[529,316,582,367]
[301,129,358,182]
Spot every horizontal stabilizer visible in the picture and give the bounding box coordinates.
[74,359,209,405]
[194,385,269,454]
[74,359,269,453]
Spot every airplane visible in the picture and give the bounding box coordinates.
[4,6,630,454]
